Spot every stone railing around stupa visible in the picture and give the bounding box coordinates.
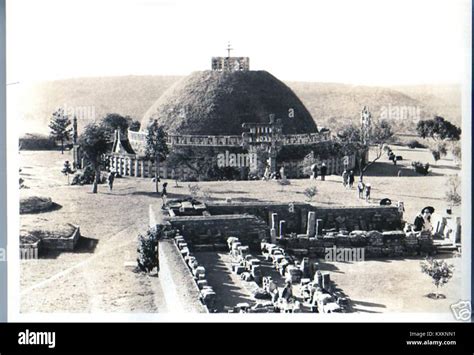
[128,130,331,156]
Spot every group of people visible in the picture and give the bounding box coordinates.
[310,162,328,180]
[342,169,372,202]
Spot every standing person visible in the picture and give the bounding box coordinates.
[357,179,365,199]
[161,182,168,207]
[365,183,371,202]
[348,170,355,189]
[342,169,349,187]
[107,171,115,191]
[320,162,327,181]
[311,163,318,180]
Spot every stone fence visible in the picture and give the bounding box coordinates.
[167,214,269,251]
[206,202,403,235]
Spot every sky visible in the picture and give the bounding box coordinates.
[6,0,471,85]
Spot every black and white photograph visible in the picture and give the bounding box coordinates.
[3,0,472,328]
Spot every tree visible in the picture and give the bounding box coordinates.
[78,123,109,193]
[49,108,72,154]
[101,113,131,139]
[128,120,141,132]
[145,119,169,193]
[449,140,461,165]
[429,141,448,163]
[61,160,75,185]
[420,258,454,299]
[416,116,461,141]
[338,120,394,181]
[445,175,461,205]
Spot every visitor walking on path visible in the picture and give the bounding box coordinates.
[311,163,318,180]
[365,183,372,202]
[107,171,115,191]
[161,182,168,207]
[348,170,355,188]
[357,179,365,199]
[320,162,327,181]
[342,169,349,187]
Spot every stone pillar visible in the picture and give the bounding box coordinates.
[279,220,286,238]
[315,219,323,239]
[270,228,277,244]
[454,217,461,244]
[141,160,146,178]
[270,213,279,243]
[135,159,140,177]
[306,211,316,237]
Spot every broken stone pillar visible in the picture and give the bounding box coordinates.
[315,219,323,239]
[322,272,331,291]
[454,217,461,244]
[270,228,277,244]
[279,220,286,238]
[271,213,279,232]
[306,211,316,237]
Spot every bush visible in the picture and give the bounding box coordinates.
[411,161,430,175]
[20,196,54,214]
[188,183,201,198]
[137,225,176,273]
[19,134,57,150]
[445,175,461,205]
[407,140,426,149]
[303,186,318,201]
[420,257,454,298]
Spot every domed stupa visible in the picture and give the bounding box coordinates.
[140,69,318,136]
[107,49,362,181]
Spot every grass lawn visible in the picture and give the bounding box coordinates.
[18,145,463,315]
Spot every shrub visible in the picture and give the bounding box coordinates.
[304,186,318,201]
[188,183,201,198]
[19,134,57,150]
[445,175,461,205]
[20,196,54,214]
[407,140,426,149]
[137,225,176,273]
[420,257,454,299]
[411,161,430,175]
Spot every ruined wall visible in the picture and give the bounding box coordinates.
[278,230,434,259]
[206,202,403,233]
[167,214,269,250]
[158,239,208,313]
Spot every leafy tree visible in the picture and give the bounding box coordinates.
[145,119,169,193]
[61,160,75,185]
[49,108,72,154]
[449,140,461,165]
[416,116,461,141]
[78,123,109,193]
[128,120,141,132]
[420,258,454,299]
[338,120,394,181]
[101,113,130,139]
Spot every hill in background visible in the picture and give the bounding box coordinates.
[15,75,461,136]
